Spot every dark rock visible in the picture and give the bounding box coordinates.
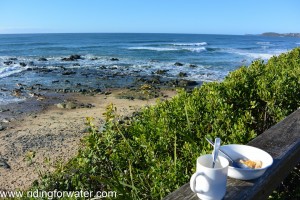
[11,89,22,97]
[99,65,107,69]
[73,63,80,66]
[178,72,188,77]
[148,76,161,84]
[38,58,48,61]
[0,125,6,131]
[110,58,119,61]
[52,80,60,84]
[61,58,71,61]
[9,58,18,61]
[189,64,198,68]
[57,101,94,109]
[84,103,94,108]
[62,88,70,93]
[0,109,10,113]
[91,57,98,60]
[61,54,82,61]
[79,89,87,93]
[19,62,27,67]
[62,71,76,75]
[93,88,102,93]
[117,94,135,100]
[167,79,198,87]
[70,54,82,60]
[27,68,33,71]
[1,88,8,92]
[105,91,112,95]
[34,84,43,87]
[28,61,35,66]
[178,79,198,87]
[174,62,184,66]
[65,80,70,83]
[4,61,13,65]
[39,68,53,73]
[0,158,10,169]
[26,86,35,90]
[111,66,118,70]
[155,69,168,75]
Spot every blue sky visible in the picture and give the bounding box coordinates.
[1,0,299,34]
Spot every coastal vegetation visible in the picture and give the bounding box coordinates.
[31,48,300,199]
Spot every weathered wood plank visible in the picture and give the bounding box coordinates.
[164,109,300,200]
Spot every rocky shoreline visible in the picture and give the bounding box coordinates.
[0,55,199,190]
[1,54,201,131]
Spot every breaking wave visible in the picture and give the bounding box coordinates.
[128,46,207,52]
[0,64,27,78]
[171,42,207,46]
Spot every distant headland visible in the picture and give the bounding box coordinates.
[246,32,300,38]
[261,32,300,38]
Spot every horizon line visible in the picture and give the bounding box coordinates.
[0,31,253,36]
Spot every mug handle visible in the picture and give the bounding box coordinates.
[190,172,205,193]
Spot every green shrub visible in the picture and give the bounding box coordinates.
[34,48,300,199]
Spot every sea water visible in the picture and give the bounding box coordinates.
[0,33,299,105]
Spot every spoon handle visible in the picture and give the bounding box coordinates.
[205,137,234,163]
[212,138,221,168]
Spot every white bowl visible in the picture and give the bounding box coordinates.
[219,144,273,180]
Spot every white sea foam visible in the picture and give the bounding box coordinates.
[188,73,226,82]
[182,47,206,52]
[246,49,287,59]
[128,46,207,52]
[224,48,285,60]
[172,42,207,46]
[239,52,274,60]
[0,64,26,78]
[128,47,178,51]
[256,42,271,45]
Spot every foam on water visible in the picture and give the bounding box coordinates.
[128,46,207,52]
[171,42,207,46]
[235,52,275,60]
[256,42,271,45]
[182,47,206,52]
[128,47,178,51]
[0,64,27,78]
[223,48,285,60]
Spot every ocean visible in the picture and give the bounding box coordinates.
[0,33,299,105]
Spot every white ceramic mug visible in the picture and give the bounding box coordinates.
[190,154,229,200]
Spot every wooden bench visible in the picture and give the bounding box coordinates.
[163,109,300,200]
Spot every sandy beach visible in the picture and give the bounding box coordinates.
[0,88,176,190]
